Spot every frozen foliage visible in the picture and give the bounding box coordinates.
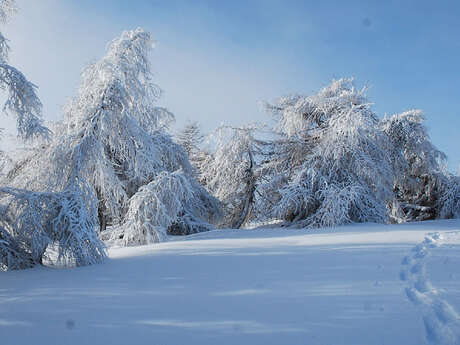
[4,28,220,250]
[0,2,55,270]
[56,28,213,234]
[175,122,215,187]
[255,79,460,227]
[262,79,392,227]
[176,122,204,159]
[57,28,176,226]
[0,185,106,270]
[439,176,460,219]
[61,28,219,239]
[0,64,50,140]
[51,183,107,266]
[0,224,34,270]
[0,0,16,23]
[0,0,49,141]
[200,78,459,228]
[202,126,260,228]
[111,170,219,246]
[0,146,9,177]
[381,110,448,221]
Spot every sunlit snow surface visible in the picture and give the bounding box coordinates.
[1,220,460,345]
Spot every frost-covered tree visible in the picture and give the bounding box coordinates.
[0,0,49,141]
[108,170,219,245]
[176,121,211,182]
[177,122,204,158]
[0,143,9,177]
[4,28,220,247]
[0,225,34,270]
[439,175,460,219]
[0,185,106,268]
[261,79,393,227]
[201,126,261,228]
[55,28,179,230]
[257,79,459,227]
[0,1,57,270]
[380,110,447,221]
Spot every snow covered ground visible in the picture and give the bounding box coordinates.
[1,220,460,345]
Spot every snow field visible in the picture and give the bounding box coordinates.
[0,220,459,345]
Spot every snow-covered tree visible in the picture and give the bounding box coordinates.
[438,175,460,219]
[201,126,261,228]
[380,110,447,221]
[0,185,106,268]
[107,170,219,245]
[3,28,220,247]
[0,0,49,141]
[261,79,393,227]
[177,122,204,158]
[175,121,210,180]
[55,28,177,230]
[0,143,9,177]
[0,219,34,270]
[0,1,57,271]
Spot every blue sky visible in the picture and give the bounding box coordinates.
[2,0,459,169]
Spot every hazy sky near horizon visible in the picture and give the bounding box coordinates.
[1,0,459,169]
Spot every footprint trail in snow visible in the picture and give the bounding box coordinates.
[401,231,460,345]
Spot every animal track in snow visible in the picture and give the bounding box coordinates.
[401,232,460,345]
